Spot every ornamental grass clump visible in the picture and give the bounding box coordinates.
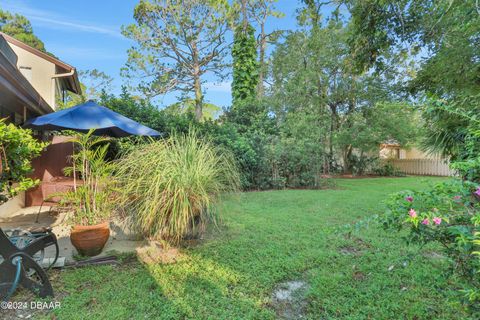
[116,131,240,243]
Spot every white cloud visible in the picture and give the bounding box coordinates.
[0,0,123,39]
[204,81,232,93]
[30,16,122,38]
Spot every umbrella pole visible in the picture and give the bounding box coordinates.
[72,141,76,191]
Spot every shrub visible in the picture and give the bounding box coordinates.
[0,119,47,204]
[382,179,480,310]
[116,131,240,243]
[373,161,405,177]
[349,154,377,176]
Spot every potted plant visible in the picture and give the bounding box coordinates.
[59,130,116,256]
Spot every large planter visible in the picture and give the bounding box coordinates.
[70,222,110,256]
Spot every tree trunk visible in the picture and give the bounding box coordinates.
[192,42,203,121]
[343,145,353,174]
[329,104,337,168]
[241,0,248,31]
[194,73,203,121]
[257,23,266,98]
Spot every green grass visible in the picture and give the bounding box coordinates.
[32,177,470,319]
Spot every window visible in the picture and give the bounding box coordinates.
[14,112,23,125]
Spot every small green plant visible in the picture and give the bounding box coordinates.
[374,161,405,177]
[59,130,116,226]
[0,119,47,204]
[116,130,240,244]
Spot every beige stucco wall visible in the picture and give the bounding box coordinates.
[380,146,442,160]
[8,42,56,110]
[403,147,441,160]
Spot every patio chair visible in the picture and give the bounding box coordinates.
[0,227,59,300]
[35,176,81,223]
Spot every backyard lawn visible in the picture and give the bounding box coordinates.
[37,177,467,319]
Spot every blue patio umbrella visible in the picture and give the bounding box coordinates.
[24,100,161,137]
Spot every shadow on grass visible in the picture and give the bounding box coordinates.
[6,252,274,320]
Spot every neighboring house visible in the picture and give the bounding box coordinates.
[0,32,81,125]
[379,142,441,160]
[379,141,454,176]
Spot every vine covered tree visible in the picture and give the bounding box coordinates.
[231,0,258,105]
[122,0,232,120]
[247,0,283,97]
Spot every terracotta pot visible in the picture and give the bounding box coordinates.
[70,222,110,257]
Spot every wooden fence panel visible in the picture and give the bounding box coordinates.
[388,159,455,177]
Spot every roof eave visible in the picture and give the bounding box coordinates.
[0,49,53,115]
[1,32,82,95]
[70,68,82,95]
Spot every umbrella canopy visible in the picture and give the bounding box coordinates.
[24,100,161,137]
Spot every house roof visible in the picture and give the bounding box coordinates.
[0,32,82,95]
[380,143,401,148]
[0,37,53,115]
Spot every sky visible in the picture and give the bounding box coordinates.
[0,0,313,109]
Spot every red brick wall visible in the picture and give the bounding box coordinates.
[25,135,73,206]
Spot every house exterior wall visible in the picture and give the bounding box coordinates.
[403,147,441,160]
[380,146,441,160]
[0,46,51,122]
[25,136,74,206]
[0,34,81,213]
[7,42,57,110]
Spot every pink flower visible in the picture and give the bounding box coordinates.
[433,217,442,225]
[405,196,413,202]
[475,187,480,197]
[453,195,461,201]
[421,218,430,225]
[408,209,417,218]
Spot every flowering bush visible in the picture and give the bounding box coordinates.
[382,179,480,309]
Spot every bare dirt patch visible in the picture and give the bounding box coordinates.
[352,270,367,281]
[136,241,183,265]
[423,251,446,260]
[270,280,309,319]
[339,245,363,256]
[339,236,372,256]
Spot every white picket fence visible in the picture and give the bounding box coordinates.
[389,159,456,177]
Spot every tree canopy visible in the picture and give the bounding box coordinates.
[346,0,480,158]
[122,0,233,120]
[0,9,48,53]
